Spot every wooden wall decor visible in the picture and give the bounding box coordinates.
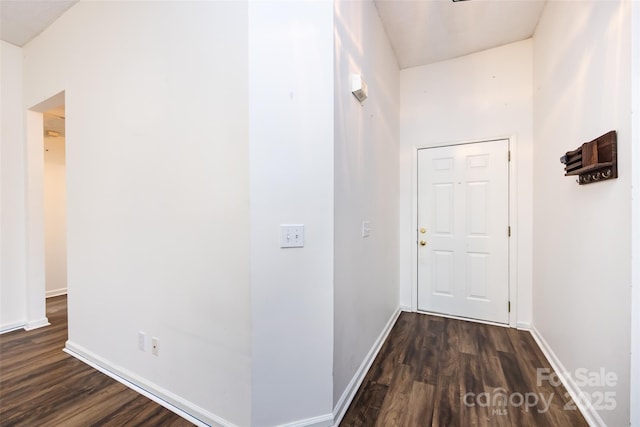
[560,130,618,185]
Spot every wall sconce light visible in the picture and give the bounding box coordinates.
[351,74,368,104]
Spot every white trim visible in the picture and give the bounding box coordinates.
[25,109,47,328]
[332,307,402,426]
[64,342,235,427]
[507,134,519,329]
[0,321,26,334]
[530,326,605,427]
[275,413,333,427]
[410,145,419,311]
[46,288,67,298]
[411,135,518,326]
[630,1,640,425]
[516,321,531,331]
[24,317,49,330]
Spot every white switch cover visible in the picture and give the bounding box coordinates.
[280,224,304,248]
[138,331,146,351]
[362,221,371,237]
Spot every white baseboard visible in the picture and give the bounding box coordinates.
[0,320,26,334]
[276,413,333,427]
[46,288,67,298]
[529,326,605,427]
[332,307,402,426]
[516,321,531,330]
[24,317,50,330]
[64,341,235,427]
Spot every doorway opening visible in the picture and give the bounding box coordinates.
[23,90,66,330]
[43,106,67,300]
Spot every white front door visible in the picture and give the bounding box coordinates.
[417,140,509,324]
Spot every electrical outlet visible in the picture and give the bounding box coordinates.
[152,337,159,356]
[138,331,146,351]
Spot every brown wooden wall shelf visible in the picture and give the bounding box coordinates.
[560,130,617,185]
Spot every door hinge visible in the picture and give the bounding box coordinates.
[508,301,511,312]
[508,226,511,237]
[508,150,511,162]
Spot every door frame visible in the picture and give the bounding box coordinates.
[24,91,66,330]
[410,135,518,328]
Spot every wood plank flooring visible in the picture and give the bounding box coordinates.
[1,299,591,426]
[340,312,590,427]
[0,295,193,427]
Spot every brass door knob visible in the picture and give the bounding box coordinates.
[419,227,427,234]
[419,240,427,246]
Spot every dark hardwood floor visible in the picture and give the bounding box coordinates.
[340,312,590,427]
[0,295,193,426]
[1,299,590,426]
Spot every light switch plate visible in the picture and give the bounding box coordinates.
[280,224,304,248]
[362,221,371,238]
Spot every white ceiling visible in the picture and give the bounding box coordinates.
[0,0,545,69]
[0,0,78,47]
[374,0,546,69]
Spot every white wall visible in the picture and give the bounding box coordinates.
[0,40,28,332]
[333,0,400,412]
[631,2,640,425]
[23,2,251,425]
[43,136,67,297]
[532,1,632,426]
[248,2,335,426]
[400,40,534,327]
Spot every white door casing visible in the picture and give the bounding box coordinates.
[417,139,509,324]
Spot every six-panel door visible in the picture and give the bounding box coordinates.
[417,140,509,324]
